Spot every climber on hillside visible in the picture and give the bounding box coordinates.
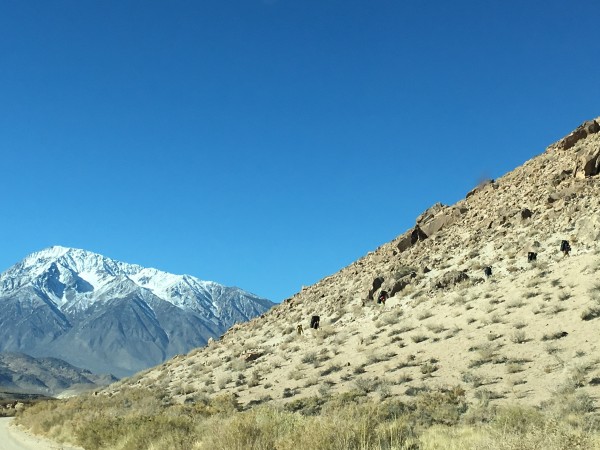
[310,315,320,329]
[377,290,389,305]
[560,240,571,257]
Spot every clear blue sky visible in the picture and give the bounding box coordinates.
[1,1,598,302]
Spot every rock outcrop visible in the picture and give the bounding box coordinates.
[550,119,600,151]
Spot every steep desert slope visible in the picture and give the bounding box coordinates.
[109,118,600,410]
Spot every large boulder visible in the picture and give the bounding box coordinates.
[416,202,446,224]
[396,204,467,254]
[396,225,428,253]
[418,205,467,237]
[575,215,600,243]
[367,276,385,300]
[433,270,469,290]
[574,146,600,178]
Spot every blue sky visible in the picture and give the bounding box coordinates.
[1,1,598,302]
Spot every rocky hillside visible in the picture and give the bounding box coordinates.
[108,118,600,411]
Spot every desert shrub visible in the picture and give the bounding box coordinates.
[320,364,342,376]
[417,311,434,321]
[444,326,462,340]
[379,309,403,326]
[217,375,232,390]
[354,377,380,395]
[301,351,318,365]
[198,407,294,450]
[581,305,600,321]
[282,387,298,398]
[506,362,525,374]
[487,332,501,341]
[462,371,483,387]
[420,362,438,375]
[558,291,572,301]
[303,376,318,388]
[425,323,445,333]
[365,352,386,365]
[542,331,568,341]
[510,330,527,344]
[288,365,305,381]
[247,370,260,387]
[283,396,327,416]
[411,334,429,343]
[317,325,336,340]
[412,386,468,427]
[507,299,525,309]
[16,375,600,450]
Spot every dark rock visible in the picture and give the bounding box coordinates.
[521,208,533,220]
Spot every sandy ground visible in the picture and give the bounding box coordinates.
[0,418,82,450]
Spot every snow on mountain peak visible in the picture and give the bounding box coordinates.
[1,246,265,313]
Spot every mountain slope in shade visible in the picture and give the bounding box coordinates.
[0,247,274,377]
[0,352,117,396]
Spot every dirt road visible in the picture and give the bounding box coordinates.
[0,418,82,450]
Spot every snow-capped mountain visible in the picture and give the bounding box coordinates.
[0,246,274,377]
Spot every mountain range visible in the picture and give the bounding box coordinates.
[0,246,273,378]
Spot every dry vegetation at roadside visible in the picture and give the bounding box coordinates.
[16,384,600,450]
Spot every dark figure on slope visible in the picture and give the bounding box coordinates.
[377,290,389,305]
[560,240,571,256]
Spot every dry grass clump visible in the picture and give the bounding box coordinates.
[377,308,403,326]
[417,311,434,321]
[301,351,319,365]
[506,299,525,309]
[581,304,600,321]
[510,330,528,344]
[320,364,343,377]
[541,330,568,341]
[425,323,446,334]
[411,333,429,343]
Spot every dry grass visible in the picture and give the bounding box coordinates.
[17,384,600,450]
